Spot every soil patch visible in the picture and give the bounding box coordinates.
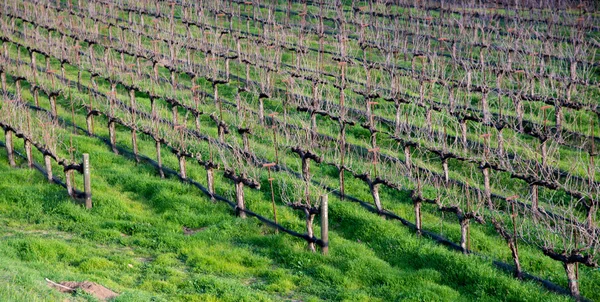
[46,279,118,301]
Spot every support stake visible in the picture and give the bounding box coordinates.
[24,139,33,168]
[5,129,15,167]
[83,153,92,209]
[44,155,53,182]
[320,194,329,255]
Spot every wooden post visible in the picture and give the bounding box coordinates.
[564,262,580,298]
[481,92,490,124]
[516,99,524,133]
[61,63,66,85]
[50,95,58,117]
[108,120,118,154]
[44,155,53,182]
[497,129,505,159]
[414,180,423,234]
[131,129,139,163]
[258,98,265,125]
[156,140,164,178]
[460,219,469,254]
[442,158,449,185]
[460,119,468,151]
[320,194,329,255]
[207,166,215,200]
[404,144,411,172]
[33,87,39,107]
[149,96,156,119]
[83,153,92,209]
[371,183,383,213]
[24,139,33,168]
[482,167,491,207]
[305,208,316,252]
[218,125,226,142]
[235,181,246,218]
[5,129,15,167]
[86,113,94,136]
[15,79,22,100]
[178,154,187,180]
[172,104,178,125]
[195,112,201,131]
[225,58,230,81]
[531,184,539,215]
[1,70,6,93]
[555,105,563,138]
[242,131,249,153]
[414,199,422,233]
[541,141,548,167]
[339,166,345,200]
[171,70,177,89]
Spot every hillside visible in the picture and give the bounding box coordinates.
[0,0,599,301]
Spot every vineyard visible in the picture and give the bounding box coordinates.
[0,0,599,301]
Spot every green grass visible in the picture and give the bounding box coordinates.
[0,127,581,301]
[0,35,597,302]
[1,1,599,300]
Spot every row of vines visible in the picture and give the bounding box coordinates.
[0,0,598,299]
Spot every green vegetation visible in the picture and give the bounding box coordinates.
[0,141,574,301]
[1,0,599,301]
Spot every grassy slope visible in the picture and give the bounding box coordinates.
[0,3,598,300]
[0,125,575,301]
